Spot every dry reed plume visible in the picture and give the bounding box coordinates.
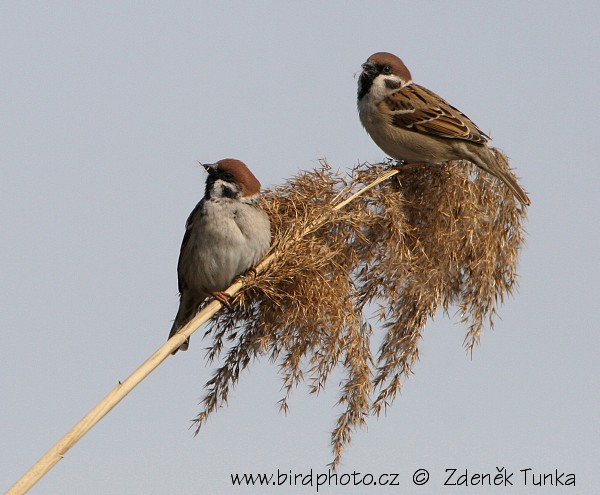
[193,151,527,467]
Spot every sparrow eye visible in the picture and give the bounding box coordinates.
[382,65,392,74]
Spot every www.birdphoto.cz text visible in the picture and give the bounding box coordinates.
[231,470,400,491]
[229,467,576,490]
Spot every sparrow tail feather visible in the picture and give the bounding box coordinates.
[168,301,196,353]
[476,148,530,206]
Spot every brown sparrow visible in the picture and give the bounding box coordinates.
[358,52,530,205]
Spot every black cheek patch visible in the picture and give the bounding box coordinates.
[385,79,401,90]
[222,184,240,200]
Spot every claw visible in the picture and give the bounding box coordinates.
[207,290,232,308]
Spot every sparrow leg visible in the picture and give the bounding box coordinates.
[206,290,232,308]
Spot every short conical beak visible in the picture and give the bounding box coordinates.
[361,61,376,73]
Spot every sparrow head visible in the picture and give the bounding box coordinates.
[357,52,413,101]
[203,158,262,200]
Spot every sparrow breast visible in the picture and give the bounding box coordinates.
[180,196,271,293]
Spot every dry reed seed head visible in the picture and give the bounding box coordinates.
[192,154,527,467]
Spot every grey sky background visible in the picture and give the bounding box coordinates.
[2,1,599,494]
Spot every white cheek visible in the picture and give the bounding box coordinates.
[368,75,402,101]
[212,179,225,196]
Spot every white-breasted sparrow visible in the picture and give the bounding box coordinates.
[168,159,271,353]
